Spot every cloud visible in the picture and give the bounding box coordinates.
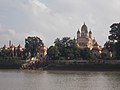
[0,0,120,47]
[0,24,45,47]
[31,0,49,12]
[0,0,49,46]
[26,0,51,16]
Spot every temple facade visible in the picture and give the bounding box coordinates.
[77,23,99,50]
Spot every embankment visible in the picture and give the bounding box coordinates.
[44,60,120,71]
[45,64,120,71]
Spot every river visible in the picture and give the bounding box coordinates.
[0,70,120,90]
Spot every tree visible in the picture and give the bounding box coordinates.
[25,36,44,58]
[80,48,91,60]
[54,38,61,47]
[48,37,94,60]
[109,23,120,42]
[108,23,120,59]
[47,46,60,60]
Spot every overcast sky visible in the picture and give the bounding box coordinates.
[0,0,120,47]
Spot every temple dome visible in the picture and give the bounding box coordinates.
[81,23,88,33]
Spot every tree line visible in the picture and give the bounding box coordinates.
[0,36,45,60]
[47,37,95,60]
[0,22,120,61]
[47,22,120,60]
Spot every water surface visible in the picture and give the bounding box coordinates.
[0,70,120,90]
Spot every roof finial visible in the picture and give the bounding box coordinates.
[77,28,80,33]
[89,28,92,34]
[84,22,85,25]
[73,36,75,40]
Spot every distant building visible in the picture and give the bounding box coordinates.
[77,23,99,50]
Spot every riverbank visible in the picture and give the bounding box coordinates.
[43,60,120,71]
[44,64,120,71]
[1,59,120,71]
[0,58,24,69]
[0,64,21,69]
[1,64,120,71]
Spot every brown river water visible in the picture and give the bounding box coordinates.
[0,70,120,90]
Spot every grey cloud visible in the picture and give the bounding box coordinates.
[0,0,120,47]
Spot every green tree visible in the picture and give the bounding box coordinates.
[54,38,61,47]
[47,46,60,60]
[48,37,93,60]
[48,37,82,60]
[25,36,44,58]
[80,48,91,60]
[108,23,120,59]
[109,23,120,42]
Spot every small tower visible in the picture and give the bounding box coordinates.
[89,30,92,38]
[93,37,96,45]
[77,29,80,44]
[77,29,80,39]
[9,40,11,47]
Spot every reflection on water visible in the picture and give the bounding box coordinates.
[0,70,120,90]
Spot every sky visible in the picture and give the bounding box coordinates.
[0,0,120,47]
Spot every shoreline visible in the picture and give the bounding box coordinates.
[1,59,120,71]
[43,64,120,71]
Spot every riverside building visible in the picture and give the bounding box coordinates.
[76,23,101,52]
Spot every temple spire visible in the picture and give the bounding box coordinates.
[77,28,80,34]
[84,22,85,25]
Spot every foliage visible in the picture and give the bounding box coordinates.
[109,23,120,42]
[47,37,93,60]
[108,23,120,59]
[80,48,91,60]
[25,36,44,58]
[0,36,46,69]
[47,46,60,60]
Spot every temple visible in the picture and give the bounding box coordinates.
[76,23,101,51]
